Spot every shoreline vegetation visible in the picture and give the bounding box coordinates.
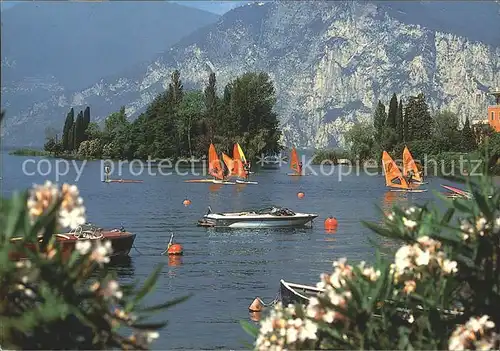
[8,83,499,175]
[11,70,282,164]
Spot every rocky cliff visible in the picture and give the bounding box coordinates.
[3,0,500,148]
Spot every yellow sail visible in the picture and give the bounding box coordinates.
[236,143,247,165]
[402,146,423,182]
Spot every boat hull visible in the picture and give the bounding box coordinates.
[199,214,317,228]
[9,231,136,262]
[280,279,323,306]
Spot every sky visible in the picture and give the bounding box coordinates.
[0,1,247,14]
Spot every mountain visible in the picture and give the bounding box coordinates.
[3,0,500,148]
[1,1,219,119]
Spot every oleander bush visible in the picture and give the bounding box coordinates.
[243,158,500,350]
[0,179,189,349]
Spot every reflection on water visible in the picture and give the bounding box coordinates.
[382,191,398,213]
[208,183,223,192]
[108,256,135,277]
[168,255,183,267]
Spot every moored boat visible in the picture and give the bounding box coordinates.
[9,223,136,262]
[197,206,318,228]
[279,279,323,305]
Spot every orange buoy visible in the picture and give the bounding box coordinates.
[167,243,183,255]
[183,199,191,207]
[249,297,263,312]
[297,191,305,199]
[324,217,338,231]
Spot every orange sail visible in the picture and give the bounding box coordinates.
[233,144,245,177]
[382,151,409,189]
[402,146,423,182]
[222,153,236,176]
[290,147,300,173]
[208,144,223,179]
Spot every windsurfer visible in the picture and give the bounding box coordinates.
[244,162,250,180]
[406,170,415,184]
[297,162,303,175]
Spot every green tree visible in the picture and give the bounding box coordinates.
[387,93,398,129]
[396,98,404,143]
[373,100,387,143]
[104,107,128,138]
[432,110,461,152]
[62,108,74,151]
[203,72,218,140]
[405,93,433,141]
[85,122,102,140]
[223,72,281,156]
[177,91,204,156]
[83,106,91,139]
[344,121,375,161]
[461,116,477,152]
[74,110,85,151]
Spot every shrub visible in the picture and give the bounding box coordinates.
[244,161,500,350]
[0,181,189,349]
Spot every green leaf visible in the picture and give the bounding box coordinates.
[137,294,191,313]
[132,263,165,306]
[5,191,28,239]
[130,321,168,330]
[240,320,259,338]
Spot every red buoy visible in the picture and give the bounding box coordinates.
[249,297,264,312]
[324,217,338,231]
[297,192,305,199]
[167,243,183,255]
[183,199,191,207]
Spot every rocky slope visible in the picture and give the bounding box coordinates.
[3,0,500,148]
[1,1,219,119]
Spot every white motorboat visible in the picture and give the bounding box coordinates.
[197,206,318,228]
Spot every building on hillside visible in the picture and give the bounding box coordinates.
[488,87,500,132]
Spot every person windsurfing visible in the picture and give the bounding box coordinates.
[243,162,250,180]
[407,169,415,185]
[297,161,303,175]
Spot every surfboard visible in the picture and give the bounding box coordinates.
[235,179,258,185]
[102,179,143,183]
[390,189,428,193]
[213,180,236,185]
[184,179,217,183]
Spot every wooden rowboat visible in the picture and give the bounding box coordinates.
[8,224,136,262]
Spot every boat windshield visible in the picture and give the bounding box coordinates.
[255,207,296,216]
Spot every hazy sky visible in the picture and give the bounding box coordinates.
[0,1,247,14]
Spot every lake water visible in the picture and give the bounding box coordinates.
[1,151,459,349]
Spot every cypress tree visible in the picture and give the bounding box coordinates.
[204,72,217,138]
[83,106,91,136]
[405,93,433,141]
[373,100,387,143]
[74,110,84,150]
[387,93,398,129]
[396,98,404,143]
[170,70,183,107]
[62,108,74,151]
[461,116,477,152]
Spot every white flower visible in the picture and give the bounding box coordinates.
[75,240,92,255]
[90,240,113,265]
[441,259,458,274]
[402,217,417,229]
[101,280,123,300]
[476,217,487,232]
[414,248,431,266]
